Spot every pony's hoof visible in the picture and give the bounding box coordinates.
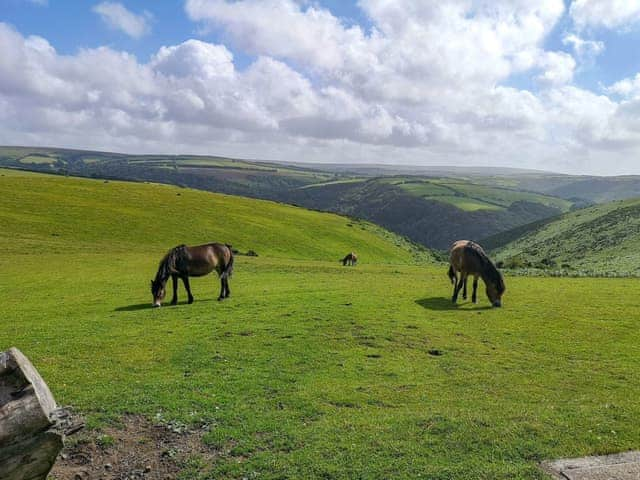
[170,301,177,306]
[188,298,194,304]
[217,296,224,301]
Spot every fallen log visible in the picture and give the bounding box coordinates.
[0,347,71,480]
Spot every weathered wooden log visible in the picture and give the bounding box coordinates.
[0,347,66,480]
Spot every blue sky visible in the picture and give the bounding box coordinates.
[2,0,640,174]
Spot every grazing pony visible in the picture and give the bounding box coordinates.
[342,252,358,266]
[448,240,505,307]
[151,243,234,307]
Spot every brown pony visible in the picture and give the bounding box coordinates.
[151,243,234,307]
[448,240,505,307]
[342,252,358,266]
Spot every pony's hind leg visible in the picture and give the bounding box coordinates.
[452,273,466,303]
[224,278,231,298]
[218,277,226,301]
[170,274,178,305]
[182,276,194,304]
[462,277,468,300]
[451,271,459,303]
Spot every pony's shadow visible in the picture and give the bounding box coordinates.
[415,297,492,311]
[114,299,215,312]
[114,303,150,312]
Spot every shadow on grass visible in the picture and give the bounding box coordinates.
[415,297,493,311]
[114,299,215,312]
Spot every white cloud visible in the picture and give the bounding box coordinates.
[606,73,640,99]
[186,0,566,97]
[562,33,604,59]
[535,51,577,86]
[93,2,152,38]
[151,40,234,79]
[570,0,640,30]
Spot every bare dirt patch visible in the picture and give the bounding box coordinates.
[49,415,217,480]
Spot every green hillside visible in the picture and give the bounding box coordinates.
[287,177,571,249]
[0,147,577,250]
[494,198,640,275]
[387,177,572,211]
[0,168,429,263]
[0,146,339,201]
[2,169,640,479]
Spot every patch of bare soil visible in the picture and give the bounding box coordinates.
[49,415,217,480]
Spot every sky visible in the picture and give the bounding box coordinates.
[2,1,640,174]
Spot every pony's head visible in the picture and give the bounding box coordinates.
[485,270,506,307]
[151,279,166,307]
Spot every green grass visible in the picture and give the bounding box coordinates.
[395,180,454,197]
[429,195,502,211]
[390,177,573,212]
[495,198,640,275]
[433,181,573,211]
[2,169,640,479]
[18,154,57,164]
[0,168,426,262]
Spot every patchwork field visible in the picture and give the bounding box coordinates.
[2,170,639,479]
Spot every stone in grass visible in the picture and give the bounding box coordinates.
[541,451,640,480]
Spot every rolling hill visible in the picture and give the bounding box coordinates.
[0,146,580,250]
[0,168,430,263]
[493,198,640,275]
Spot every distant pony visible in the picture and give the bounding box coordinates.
[151,243,234,307]
[342,252,358,266]
[448,240,505,307]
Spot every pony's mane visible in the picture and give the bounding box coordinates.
[155,244,188,281]
[465,242,505,294]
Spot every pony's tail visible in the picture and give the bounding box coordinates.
[221,245,234,279]
[447,265,456,284]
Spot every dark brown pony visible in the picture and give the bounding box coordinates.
[151,243,234,307]
[448,240,505,307]
[342,252,357,266]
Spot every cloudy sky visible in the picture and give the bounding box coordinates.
[2,0,640,174]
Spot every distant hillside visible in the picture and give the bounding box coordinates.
[481,174,640,204]
[278,162,549,177]
[288,177,572,249]
[0,168,432,264]
[0,146,339,201]
[0,146,579,250]
[494,198,640,275]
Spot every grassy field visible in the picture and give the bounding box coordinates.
[2,170,640,479]
[386,178,573,212]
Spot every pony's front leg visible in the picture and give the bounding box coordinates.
[182,276,194,304]
[170,274,178,305]
[472,276,479,304]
